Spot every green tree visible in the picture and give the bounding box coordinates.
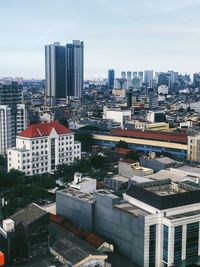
[75,132,95,151]
[124,151,140,161]
[116,140,128,149]
[90,155,105,169]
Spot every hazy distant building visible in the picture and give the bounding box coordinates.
[193,73,200,88]
[132,71,138,78]
[121,71,126,79]
[107,69,115,89]
[127,71,132,89]
[144,70,153,87]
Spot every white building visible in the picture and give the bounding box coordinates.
[119,159,153,177]
[147,110,165,123]
[103,106,131,127]
[124,179,200,267]
[0,104,27,156]
[158,85,169,95]
[69,172,97,193]
[7,121,81,176]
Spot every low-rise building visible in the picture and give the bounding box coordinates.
[69,172,97,193]
[188,134,200,162]
[7,121,81,175]
[94,129,188,158]
[56,177,200,267]
[140,153,182,172]
[119,159,153,177]
[103,106,131,127]
[49,222,108,267]
[0,203,49,265]
[56,188,95,230]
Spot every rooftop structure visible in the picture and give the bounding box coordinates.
[126,179,200,209]
[18,121,71,138]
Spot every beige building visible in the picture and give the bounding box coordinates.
[188,135,200,162]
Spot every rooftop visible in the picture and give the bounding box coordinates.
[58,188,95,203]
[114,202,150,217]
[111,129,188,144]
[18,121,71,138]
[49,222,107,265]
[155,157,178,165]
[126,179,200,210]
[10,203,47,226]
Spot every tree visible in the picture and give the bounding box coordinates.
[124,151,140,161]
[0,155,6,167]
[75,132,95,151]
[116,140,128,149]
[90,155,105,169]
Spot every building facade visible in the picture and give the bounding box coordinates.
[0,104,27,156]
[107,69,115,89]
[45,42,66,106]
[56,180,200,267]
[66,40,84,98]
[45,40,84,105]
[7,121,81,175]
[188,135,200,162]
[93,129,188,158]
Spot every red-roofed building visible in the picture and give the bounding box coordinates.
[7,121,81,175]
[93,128,188,158]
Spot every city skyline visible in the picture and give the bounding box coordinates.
[1,0,200,78]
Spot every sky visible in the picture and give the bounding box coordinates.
[0,0,200,79]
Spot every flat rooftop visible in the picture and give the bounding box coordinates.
[95,189,120,199]
[145,182,187,196]
[58,188,95,203]
[126,179,200,210]
[174,166,200,175]
[114,202,150,217]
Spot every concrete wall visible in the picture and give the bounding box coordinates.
[93,192,145,266]
[56,191,94,231]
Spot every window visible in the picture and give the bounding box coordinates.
[163,225,169,263]
[186,222,199,259]
[149,225,156,267]
[174,226,182,263]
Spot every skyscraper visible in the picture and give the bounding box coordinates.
[107,69,115,89]
[127,71,132,89]
[45,41,84,105]
[121,71,126,79]
[45,42,66,106]
[66,40,84,98]
[144,70,153,87]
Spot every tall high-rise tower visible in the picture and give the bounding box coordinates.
[144,70,153,88]
[45,42,66,106]
[108,69,115,89]
[66,40,84,98]
[45,41,84,104]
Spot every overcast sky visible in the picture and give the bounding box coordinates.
[0,0,200,79]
